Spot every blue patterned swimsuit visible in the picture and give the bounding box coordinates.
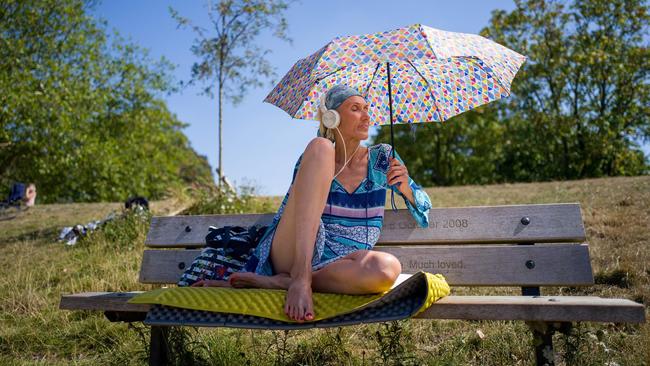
[244,143,432,276]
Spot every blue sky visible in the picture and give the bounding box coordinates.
[91,1,647,196]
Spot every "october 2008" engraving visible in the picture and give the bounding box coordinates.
[385,218,470,230]
[430,219,469,229]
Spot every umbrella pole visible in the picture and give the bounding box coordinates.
[387,62,395,158]
[387,62,398,211]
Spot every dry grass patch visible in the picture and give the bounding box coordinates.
[0,176,648,365]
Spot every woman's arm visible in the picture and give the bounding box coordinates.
[386,148,433,228]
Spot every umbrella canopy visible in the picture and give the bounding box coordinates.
[265,23,526,126]
[265,24,526,211]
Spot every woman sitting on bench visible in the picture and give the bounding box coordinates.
[193,84,432,322]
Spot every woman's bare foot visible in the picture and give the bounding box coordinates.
[229,272,291,289]
[284,280,314,322]
[191,274,315,322]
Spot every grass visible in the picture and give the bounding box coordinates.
[0,176,648,365]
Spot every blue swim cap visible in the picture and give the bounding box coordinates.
[325,84,363,111]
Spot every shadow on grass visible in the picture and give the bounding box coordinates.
[0,225,62,247]
[0,205,29,222]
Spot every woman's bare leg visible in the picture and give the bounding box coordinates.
[312,250,402,294]
[261,137,335,322]
[230,250,401,294]
[196,249,402,293]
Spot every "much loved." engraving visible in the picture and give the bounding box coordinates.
[404,259,465,271]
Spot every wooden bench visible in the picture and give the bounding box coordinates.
[60,203,645,366]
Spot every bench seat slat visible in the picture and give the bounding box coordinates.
[145,204,586,248]
[59,292,149,312]
[416,296,646,323]
[59,292,645,324]
[139,244,594,286]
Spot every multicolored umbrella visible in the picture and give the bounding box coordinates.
[265,23,525,129]
[264,23,526,209]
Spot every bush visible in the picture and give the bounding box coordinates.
[79,208,152,251]
[182,184,275,215]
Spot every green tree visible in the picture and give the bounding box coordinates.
[371,104,505,187]
[372,0,648,186]
[483,0,649,180]
[170,0,293,187]
[0,0,214,202]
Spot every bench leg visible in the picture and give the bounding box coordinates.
[149,326,169,366]
[526,321,571,366]
[104,311,146,322]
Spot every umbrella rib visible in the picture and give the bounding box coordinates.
[315,67,345,85]
[405,59,445,121]
[417,24,440,60]
[363,63,381,97]
[471,56,512,97]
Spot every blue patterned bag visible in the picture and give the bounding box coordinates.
[177,225,268,287]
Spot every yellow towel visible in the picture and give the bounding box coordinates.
[129,271,450,323]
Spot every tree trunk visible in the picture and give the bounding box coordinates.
[217,29,225,189]
[218,80,223,188]
[562,135,569,179]
[576,121,585,177]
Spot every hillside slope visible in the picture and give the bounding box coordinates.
[0,176,647,365]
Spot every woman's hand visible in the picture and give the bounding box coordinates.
[190,279,222,287]
[387,157,416,206]
[387,157,413,199]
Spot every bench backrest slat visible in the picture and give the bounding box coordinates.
[144,204,586,248]
[139,244,593,286]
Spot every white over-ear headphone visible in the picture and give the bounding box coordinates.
[319,93,359,180]
[319,94,340,129]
